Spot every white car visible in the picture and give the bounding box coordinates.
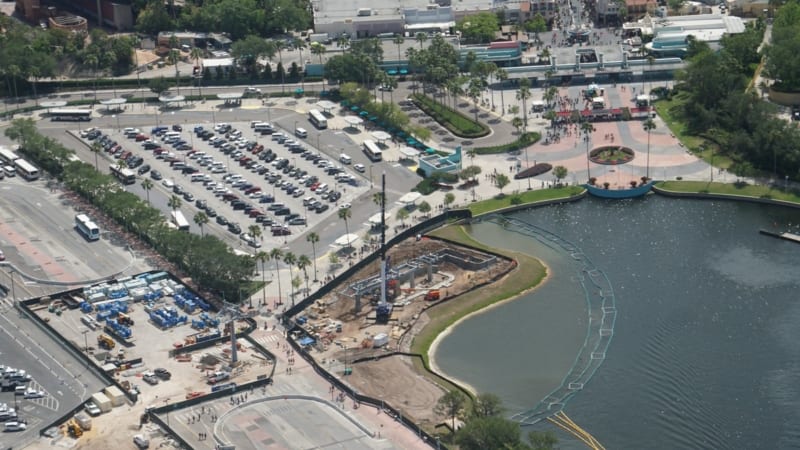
[339,203,351,210]
[85,402,101,416]
[4,421,26,432]
[244,86,261,94]
[354,163,366,173]
[24,389,45,399]
[162,179,175,188]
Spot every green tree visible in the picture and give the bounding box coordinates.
[149,76,170,95]
[90,141,102,171]
[511,116,524,136]
[581,121,596,181]
[306,231,320,282]
[470,393,504,418]
[396,208,410,226]
[456,12,500,44]
[297,254,311,294]
[418,200,432,218]
[168,48,181,94]
[167,194,182,214]
[270,248,284,306]
[668,0,685,13]
[495,68,508,113]
[434,390,467,439]
[494,173,510,195]
[443,192,456,209]
[516,77,532,130]
[136,0,173,36]
[455,415,524,450]
[256,250,269,307]
[283,251,297,305]
[525,13,548,43]
[553,165,568,184]
[415,32,428,50]
[528,430,558,450]
[140,178,154,204]
[643,118,656,180]
[392,35,405,63]
[337,207,353,248]
[193,211,209,236]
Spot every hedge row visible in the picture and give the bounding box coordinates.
[411,94,490,139]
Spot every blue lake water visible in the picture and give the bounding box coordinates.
[433,196,800,449]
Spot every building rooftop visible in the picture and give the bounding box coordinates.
[312,0,494,25]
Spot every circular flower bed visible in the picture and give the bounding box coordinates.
[589,146,635,165]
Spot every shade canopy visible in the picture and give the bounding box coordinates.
[368,212,387,225]
[332,233,360,248]
[344,116,364,126]
[371,131,392,141]
[399,146,420,158]
[397,192,422,206]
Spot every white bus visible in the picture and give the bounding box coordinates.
[14,159,40,181]
[362,140,383,162]
[308,109,327,129]
[75,214,101,241]
[0,147,19,165]
[110,165,136,185]
[49,109,92,122]
[171,210,190,231]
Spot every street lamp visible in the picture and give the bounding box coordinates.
[81,329,90,367]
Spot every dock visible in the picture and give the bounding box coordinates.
[759,229,800,244]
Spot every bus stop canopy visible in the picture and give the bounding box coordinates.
[344,116,363,127]
[100,98,127,106]
[40,101,67,109]
[217,93,243,100]
[316,100,337,113]
[398,146,421,158]
[397,192,422,206]
[332,233,360,248]
[159,95,185,104]
[371,131,392,142]
[368,212,387,225]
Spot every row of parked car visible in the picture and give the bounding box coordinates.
[83,128,145,170]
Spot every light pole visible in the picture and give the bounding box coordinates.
[82,329,90,367]
[525,148,532,190]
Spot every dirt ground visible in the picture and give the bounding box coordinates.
[300,237,514,426]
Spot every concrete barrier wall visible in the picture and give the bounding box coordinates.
[652,185,800,210]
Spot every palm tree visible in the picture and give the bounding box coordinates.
[293,38,307,92]
[141,178,154,204]
[415,32,428,50]
[256,251,269,307]
[83,56,99,102]
[516,77,532,131]
[270,248,283,306]
[581,121,596,182]
[273,39,286,92]
[643,118,656,181]
[496,68,508,114]
[309,42,327,89]
[297,255,311,294]
[168,195,182,214]
[337,207,352,249]
[168,49,181,94]
[190,47,204,98]
[646,55,656,92]
[306,232,320,282]
[90,141,102,171]
[248,224,262,247]
[393,35,405,66]
[283,252,297,305]
[193,211,209,236]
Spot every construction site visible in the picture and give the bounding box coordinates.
[290,236,514,427]
[25,272,274,448]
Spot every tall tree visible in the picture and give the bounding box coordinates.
[581,121,596,181]
[337,206,352,248]
[415,32,428,50]
[193,211,209,236]
[167,194,182,214]
[495,68,508,114]
[282,251,297,305]
[643,118,656,180]
[297,254,311,294]
[306,231,320,282]
[256,250,269,307]
[270,248,283,306]
[140,178,153,204]
[434,390,467,438]
[90,141,102,171]
[392,35,405,64]
[494,173,510,195]
[516,77,532,130]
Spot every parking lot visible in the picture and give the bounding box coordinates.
[79,120,370,248]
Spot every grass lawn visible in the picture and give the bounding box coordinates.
[654,95,736,170]
[413,225,547,371]
[468,186,585,216]
[412,94,489,138]
[658,181,800,203]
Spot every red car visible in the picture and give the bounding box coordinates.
[135,134,149,141]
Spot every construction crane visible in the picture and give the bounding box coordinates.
[215,300,257,366]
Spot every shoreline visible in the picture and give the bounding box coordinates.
[426,253,553,397]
